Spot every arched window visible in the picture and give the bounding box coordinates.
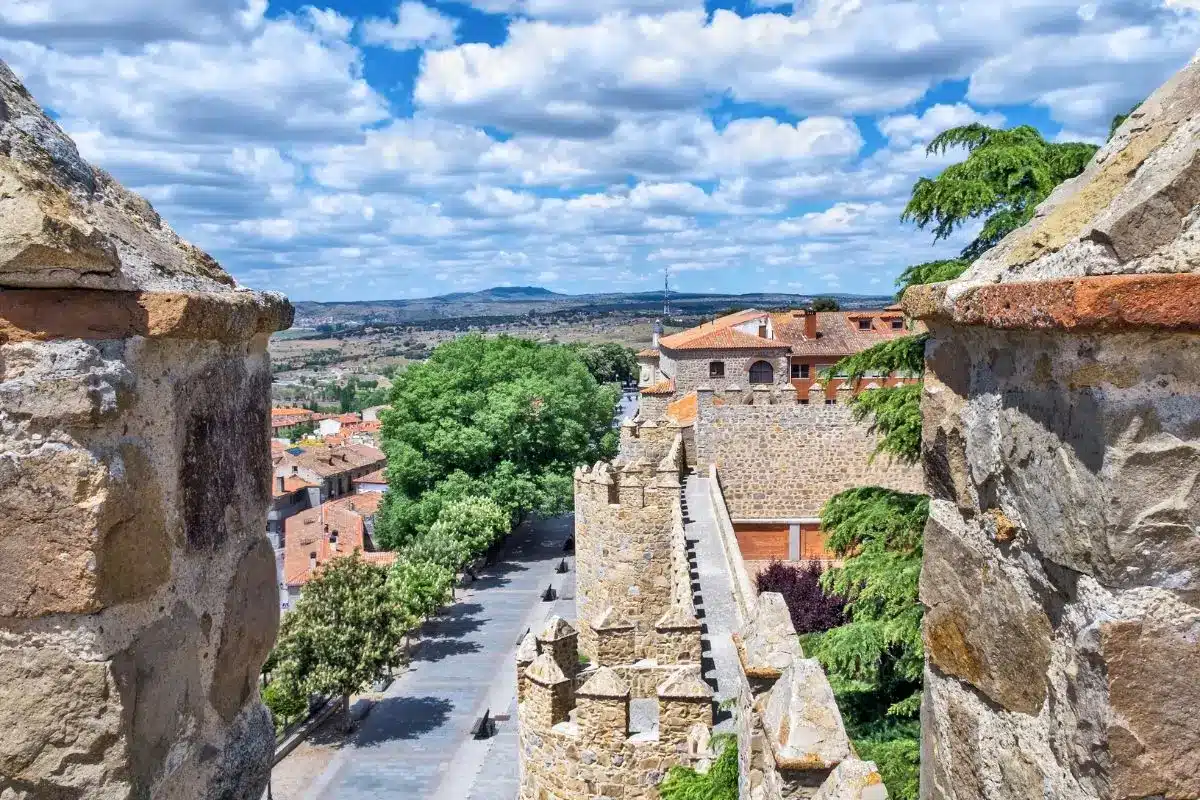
[749,360,774,384]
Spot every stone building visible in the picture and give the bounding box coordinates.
[0,60,286,798]
[906,60,1200,799]
[634,309,922,569]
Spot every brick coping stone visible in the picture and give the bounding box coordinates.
[904,273,1200,331]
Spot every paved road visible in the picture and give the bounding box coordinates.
[301,515,576,800]
[683,473,741,733]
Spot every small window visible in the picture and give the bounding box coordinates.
[790,363,800,379]
[857,318,872,330]
[758,324,768,339]
[799,399,809,405]
[709,361,725,379]
[749,361,774,384]
[825,398,836,405]
[800,363,810,379]
[890,318,904,330]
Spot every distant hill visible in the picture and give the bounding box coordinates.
[292,287,896,327]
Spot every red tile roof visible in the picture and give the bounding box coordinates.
[641,379,675,396]
[273,475,318,498]
[283,494,392,586]
[774,310,920,358]
[666,392,698,426]
[658,309,776,350]
[636,348,660,358]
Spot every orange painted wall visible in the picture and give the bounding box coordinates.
[734,524,789,561]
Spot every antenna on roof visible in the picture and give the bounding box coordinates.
[663,265,672,320]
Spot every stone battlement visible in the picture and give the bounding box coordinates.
[518,617,714,800]
[733,593,888,800]
[574,433,700,663]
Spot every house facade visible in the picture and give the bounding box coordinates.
[637,306,922,569]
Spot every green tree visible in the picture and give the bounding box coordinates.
[270,553,403,726]
[903,124,1097,262]
[572,342,639,385]
[376,335,618,547]
[659,734,738,800]
[388,558,454,638]
[810,297,841,312]
[428,496,511,570]
[262,680,308,731]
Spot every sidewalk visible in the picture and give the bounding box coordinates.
[271,514,575,800]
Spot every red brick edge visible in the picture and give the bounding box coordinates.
[903,273,1200,332]
[0,289,294,345]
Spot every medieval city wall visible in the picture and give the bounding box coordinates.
[574,433,701,665]
[0,60,289,798]
[907,60,1200,800]
[694,387,923,518]
[517,620,714,800]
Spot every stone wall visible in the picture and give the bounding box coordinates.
[907,60,1200,800]
[661,348,791,395]
[517,621,714,800]
[694,388,923,518]
[733,594,889,800]
[0,60,289,798]
[574,431,701,665]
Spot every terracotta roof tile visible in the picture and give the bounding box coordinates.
[641,379,675,396]
[666,392,697,426]
[352,469,387,486]
[774,310,923,358]
[665,326,789,351]
[283,493,389,586]
[636,348,660,358]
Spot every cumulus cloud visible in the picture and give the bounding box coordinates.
[361,2,460,51]
[0,0,1194,301]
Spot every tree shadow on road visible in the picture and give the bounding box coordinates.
[354,695,456,745]
[411,637,483,663]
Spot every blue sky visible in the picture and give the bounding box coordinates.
[2,0,1197,301]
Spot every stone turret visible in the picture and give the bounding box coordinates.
[525,652,573,729]
[0,59,290,798]
[538,616,579,682]
[906,59,1200,800]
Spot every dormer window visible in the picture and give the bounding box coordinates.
[890,319,904,330]
[857,318,872,331]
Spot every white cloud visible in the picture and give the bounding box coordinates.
[878,103,1005,148]
[361,2,460,51]
[462,0,702,21]
[2,0,1194,302]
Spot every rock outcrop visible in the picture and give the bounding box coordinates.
[0,59,291,798]
[907,59,1200,800]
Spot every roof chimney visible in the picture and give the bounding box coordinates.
[329,530,338,551]
[652,319,663,349]
[309,552,317,570]
[805,309,818,340]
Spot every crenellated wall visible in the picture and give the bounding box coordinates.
[906,60,1200,800]
[693,387,923,518]
[0,60,290,798]
[574,431,701,664]
[518,618,714,800]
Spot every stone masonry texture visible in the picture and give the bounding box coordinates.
[0,59,291,799]
[909,60,1200,800]
[694,389,923,518]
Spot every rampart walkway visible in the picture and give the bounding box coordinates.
[682,473,741,733]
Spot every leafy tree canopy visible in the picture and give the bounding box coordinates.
[376,335,618,547]
[903,124,1097,261]
[810,297,841,312]
[270,553,403,707]
[804,488,929,800]
[570,341,639,385]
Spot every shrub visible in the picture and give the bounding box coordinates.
[659,733,738,800]
[755,561,846,635]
